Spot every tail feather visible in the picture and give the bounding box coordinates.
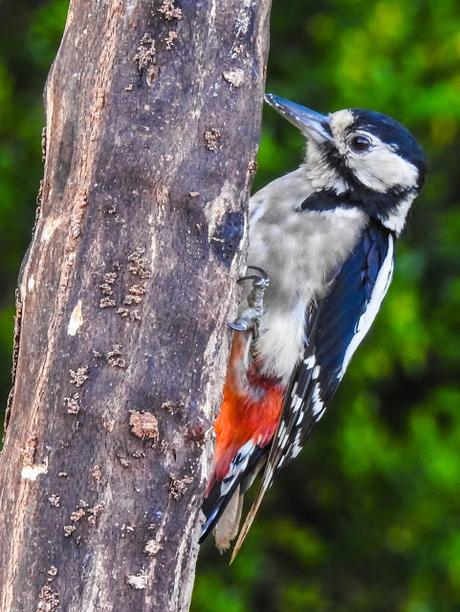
[200,444,266,546]
[214,486,244,553]
[199,478,240,544]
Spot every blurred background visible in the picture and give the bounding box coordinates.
[1,1,459,610]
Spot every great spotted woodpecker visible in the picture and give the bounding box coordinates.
[201,94,426,557]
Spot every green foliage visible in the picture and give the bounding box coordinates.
[1,0,459,609]
[200,1,460,609]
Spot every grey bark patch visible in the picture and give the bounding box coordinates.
[54,120,75,195]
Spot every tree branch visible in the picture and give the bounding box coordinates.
[0,1,271,609]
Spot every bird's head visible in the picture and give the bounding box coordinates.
[265,94,426,234]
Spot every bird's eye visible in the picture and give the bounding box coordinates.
[349,134,372,153]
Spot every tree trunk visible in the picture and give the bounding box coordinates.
[0,1,271,610]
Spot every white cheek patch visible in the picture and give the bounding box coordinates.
[329,110,420,194]
[382,193,415,235]
[351,145,419,192]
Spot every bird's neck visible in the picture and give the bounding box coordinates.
[299,178,415,235]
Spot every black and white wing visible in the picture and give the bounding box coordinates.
[231,220,394,560]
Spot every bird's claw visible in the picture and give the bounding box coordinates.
[237,266,270,288]
[227,320,251,332]
[228,266,269,335]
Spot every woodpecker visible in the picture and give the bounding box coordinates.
[201,94,426,557]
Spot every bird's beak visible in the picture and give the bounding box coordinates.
[265,94,333,144]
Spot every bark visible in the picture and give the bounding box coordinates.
[0,1,271,610]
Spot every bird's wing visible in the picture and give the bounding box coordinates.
[231,220,394,561]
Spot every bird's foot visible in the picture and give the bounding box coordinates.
[228,266,269,334]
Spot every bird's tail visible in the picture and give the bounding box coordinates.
[200,445,266,552]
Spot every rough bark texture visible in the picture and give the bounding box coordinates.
[0,1,271,610]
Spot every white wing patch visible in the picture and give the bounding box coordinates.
[311,383,324,416]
